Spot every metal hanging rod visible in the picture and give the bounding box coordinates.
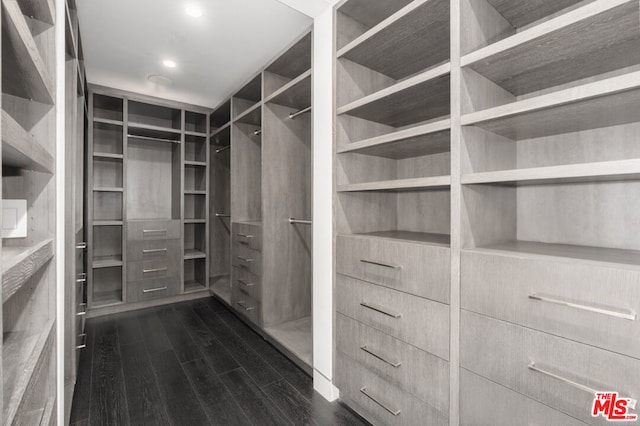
[215,145,230,153]
[254,129,262,136]
[128,134,180,144]
[289,218,312,225]
[289,106,311,120]
[215,213,231,218]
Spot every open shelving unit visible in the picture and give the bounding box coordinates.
[1,0,59,422]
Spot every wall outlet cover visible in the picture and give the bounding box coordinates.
[2,199,27,238]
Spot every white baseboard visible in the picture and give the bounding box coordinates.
[313,369,340,401]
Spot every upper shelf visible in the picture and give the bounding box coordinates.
[264,70,311,110]
[65,0,78,58]
[461,71,640,140]
[2,0,55,104]
[17,0,55,25]
[128,100,181,131]
[266,31,312,81]
[234,103,262,127]
[338,63,451,127]
[344,230,451,247]
[210,100,231,130]
[2,110,54,173]
[484,0,585,29]
[338,0,450,80]
[337,0,414,49]
[462,0,640,96]
[337,175,451,192]
[2,239,54,303]
[128,123,181,143]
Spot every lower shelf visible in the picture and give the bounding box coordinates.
[346,230,451,247]
[2,239,54,303]
[92,290,123,307]
[184,279,207,293]
[265,316,313,368]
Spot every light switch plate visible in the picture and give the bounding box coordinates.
[2,199,27,238]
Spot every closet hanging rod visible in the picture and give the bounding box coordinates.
[289,106,311,120]
[215,213,231,218]
[254,129,262,136]
[128,134,180,144]
[216,145,230,153]
[289,218,312,225]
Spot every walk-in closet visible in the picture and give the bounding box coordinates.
[1,0,639,425]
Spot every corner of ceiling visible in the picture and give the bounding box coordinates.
[274,0,335,17]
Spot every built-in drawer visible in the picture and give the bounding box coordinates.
[336,352,448,426]
[336,274,449,359]
[231,243,262,276]
[126,238,181,262]
[127,257,180,282]
[336,313,449,412]
[232,222,262,251]
[336,235,450,303]
[127,277,180,303]
[231,285,262,326]
[462,250,640,360]
[231,266,261,301]
[127,220,181,240]
[461,310,640,425]
[460,369,586,426]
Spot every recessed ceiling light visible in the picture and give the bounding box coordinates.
[148,75,172,85]
[185,4,203,18]
[162,59,177,68]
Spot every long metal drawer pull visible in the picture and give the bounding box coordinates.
[528,363,637,409]
[359,387,401,416]
[237,301,255,311]
[237,233,253,239]
[143,286,168,293]
[360,259,401,270]
[360,345,401,368]
[76,303,87,316]
[143,248,167,254]
[143,267,167,274]
[238,279,255,287]
[528,293,636,321]
[76,242,87,249]
[76,333,87,349]
[360,302,402,319]
[143,229,167,234]
[237,256,255,263]
[76,272,87,283]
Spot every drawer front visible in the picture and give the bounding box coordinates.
[127,277,180,303]
[127,220,181,240]
[336,313,449,412]
[126,239,181,262]
[460,369,587,426]
[231,243,262,276]
[336,352,448,426]
[232,222,262,251]
[336,274,449,359]
[231,285,262,326]
[461,310,640,425]
[462,250,640,359]
[127,257,180,282]
[231,266,261,301]
[336,235,450,303]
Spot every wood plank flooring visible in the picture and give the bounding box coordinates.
[70,297,369,426]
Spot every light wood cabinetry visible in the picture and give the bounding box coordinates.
[333,0,640,424]
[1,0,59,423]
[87,87,211,317]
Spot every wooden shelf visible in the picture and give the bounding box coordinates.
[128,122,181,135]
[265,316,313,368]
[344,231,451,247]
[93,220,123,226]
[266,32,312,81]
[93,117,123,126]
[337,63,451,127]
[338,175,451,192]
[16,0,55,25]
[338,119,450,159]
[2,110,54,173]
[93,152,123,160]
[184,249,207,260]
[184,160,207,167]
[2,0,55,104]
[462,0,640,96]
[210,100,231,129]
[92,290,123,306]
[234,103,262,126]
[484,0,584,29]
[338,0,414,35]
[466,240,640,270]
[461,71,640,140]
[185,130,207,137]
[184,190,206,195]
[184,219,206,224]
[3,320,55,426]
[462,159,640,186]
[2,239,54,303]
[210,122,231,139]
[92,256,123,269]
[64,0,77,58]
[93,187,123,192]
[184,279,207,293]
[338,0,449,80]
[264,70,311,110]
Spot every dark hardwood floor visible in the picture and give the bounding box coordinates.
[70,297,369,426]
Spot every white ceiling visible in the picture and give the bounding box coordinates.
[77,0,322,109]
